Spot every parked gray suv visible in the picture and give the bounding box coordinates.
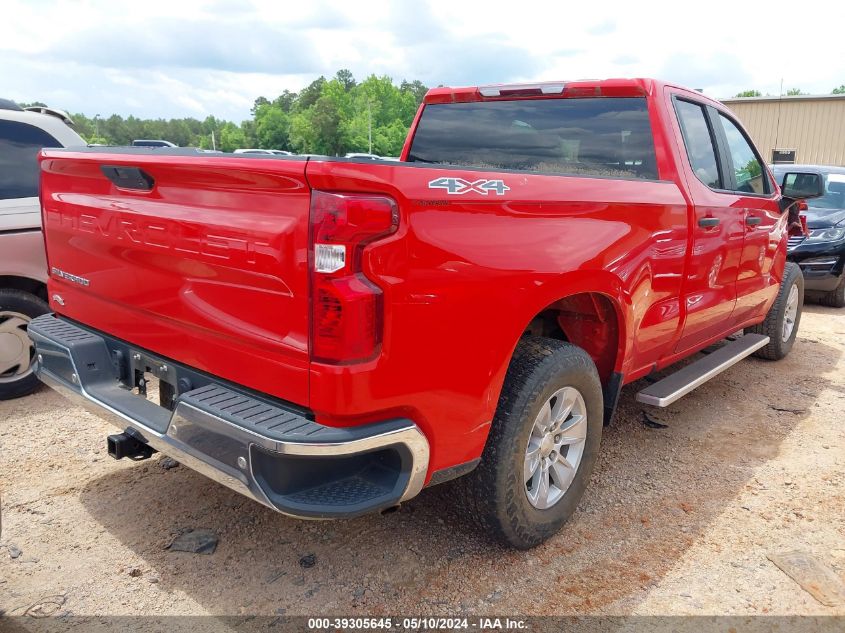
[0,100,86,399]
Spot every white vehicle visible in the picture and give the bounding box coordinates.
[233,148,292,156]
[0,99,86,399]
[344,152,381,160]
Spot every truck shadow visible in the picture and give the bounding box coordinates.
[77,334,841,616]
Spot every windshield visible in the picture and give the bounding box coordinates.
[810,172,845,210]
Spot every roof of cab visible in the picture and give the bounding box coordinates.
[423,78,720,107]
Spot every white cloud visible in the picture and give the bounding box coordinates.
[0,0,842,121]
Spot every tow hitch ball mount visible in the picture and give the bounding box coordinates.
[107,428,156,461]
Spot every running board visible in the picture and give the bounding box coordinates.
[636,334,770,407]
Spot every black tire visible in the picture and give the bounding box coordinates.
[745,262,803,360]
[455,337,603,549]
[0,289,49,400]
[818,275,845,308]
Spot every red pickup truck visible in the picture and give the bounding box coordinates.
[30,78,822,549]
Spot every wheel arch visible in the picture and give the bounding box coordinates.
[521,292,626,380]
[514,272,629,372]
[0,276,47,302]
[498,272,631,425]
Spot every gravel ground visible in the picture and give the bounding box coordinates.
[1,304,843,617]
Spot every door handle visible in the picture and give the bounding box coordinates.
[698,217,720,228]
[745,216,762,227]
[100,165,155,191]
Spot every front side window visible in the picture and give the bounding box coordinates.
[718,114,770,195]
[0,120,61,200]
[408,97,658,180]
[674,100,721,189]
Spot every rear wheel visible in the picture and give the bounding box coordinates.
[818,275,845,308]
[746,262,803,360]
[456,337,603,549]
[0,289,49,400]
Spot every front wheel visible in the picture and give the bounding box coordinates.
[818,275,845,308]
[455,337,603,549]
[746,262,803,360]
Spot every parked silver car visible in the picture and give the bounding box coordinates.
[0,100,86,399]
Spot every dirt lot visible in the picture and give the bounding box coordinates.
[1,305,844,618]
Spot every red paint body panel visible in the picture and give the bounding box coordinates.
[306,161,689,469]
[39,78,787,480]
[40,153,312,404]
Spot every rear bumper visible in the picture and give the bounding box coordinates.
[29,314,429,519]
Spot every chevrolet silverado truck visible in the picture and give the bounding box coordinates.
[30,79,823,549]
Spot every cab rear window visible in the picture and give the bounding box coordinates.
[407,97,658,180]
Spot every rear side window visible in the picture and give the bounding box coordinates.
[718,114,771,195]
[674,100,721,189]
[408,97,658,180]
[0,120,61,200]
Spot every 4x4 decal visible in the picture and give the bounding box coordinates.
[428,177,510,196]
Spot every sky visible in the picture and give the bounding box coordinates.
[2,0,843,122]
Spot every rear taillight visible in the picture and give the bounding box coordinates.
[309,191,399,364]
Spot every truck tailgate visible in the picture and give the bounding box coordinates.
[39,150,312,406]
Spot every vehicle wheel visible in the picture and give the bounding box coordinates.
[455,337,603,549]
[0,289,49,400]
[818,275,845,308]
[746,262,803,360]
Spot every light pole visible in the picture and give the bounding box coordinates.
[367,100,372,154]
[94,114,100,139]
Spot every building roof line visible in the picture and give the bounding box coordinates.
[722,94,845,104]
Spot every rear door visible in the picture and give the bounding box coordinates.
[712,111,782,323]
[669,95,746,351]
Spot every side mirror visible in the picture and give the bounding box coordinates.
[781,172,824,200]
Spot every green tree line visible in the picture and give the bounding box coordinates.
[22,70,428,156]
[734,85,845,98]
